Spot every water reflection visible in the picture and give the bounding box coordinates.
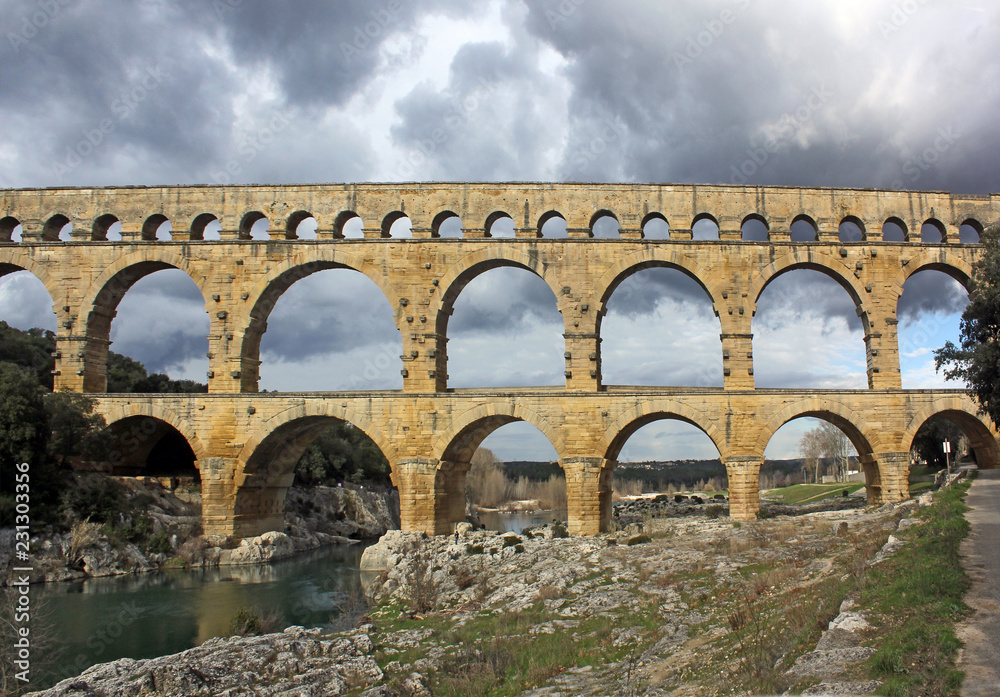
[35,544,368,689]
[477,509,567,533]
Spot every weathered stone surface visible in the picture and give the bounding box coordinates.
[26,628,381,697]
[3,182,998,540]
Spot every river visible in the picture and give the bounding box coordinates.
[31,543,368,691]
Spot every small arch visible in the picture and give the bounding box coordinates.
[959,219,983,244]
[838,216,865,242]
[92,214,120,241]
[1,216,22,242]
[485,211,515,238]
[43,214,72,242]
[432,210,463,238]
[538,210,567,238]
[240,211,268,240]
[381,211,410,238]
[590,210,620,239]
[334,211,363,239]
[142,214,171,241]
[882,217,907,242]
[641,213,670,239]
[190,213,218,241]
[790,214,818,242]
[286,210,316,240]
[921,218,946,243]
[741,214,769,241]
[691,213,719,240]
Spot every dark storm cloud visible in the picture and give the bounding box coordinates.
[897,271,969,321]
[519,0,1000,193]
[448,267,562,333]
[753,270,863,332]
[604,267,715,317]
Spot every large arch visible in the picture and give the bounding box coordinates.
[237,251,401,392]
[100,413,202,478]
[233,406,397,538]
[98,401,207,462]
[436,251,566,389]
[78,251,207,393]
[747,252,870,319]
[753,399,888,503]
[887,253,973,301]
[603,402,726,462]
[426,404,563,535]
[0,250,61,304]
[902,398,1000,470]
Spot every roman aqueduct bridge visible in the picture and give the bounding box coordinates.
[1,182,998,537]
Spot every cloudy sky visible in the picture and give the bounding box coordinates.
[0,0,994,463]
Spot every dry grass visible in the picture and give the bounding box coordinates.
[68,518,102,562]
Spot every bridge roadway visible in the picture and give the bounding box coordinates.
[3,181,999,537]
[94,387,997,538]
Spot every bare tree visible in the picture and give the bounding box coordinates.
[801,423,854,482]
[799,429,824,483]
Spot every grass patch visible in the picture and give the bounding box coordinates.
[857,480,972,696]
[762,483,865,504]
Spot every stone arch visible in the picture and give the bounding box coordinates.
[432,210,461,238]
[538,210,567,237]
[741,213,769,241]
[921,218,946,244]
[602,401,726,462]
[433,401,564,464]
[747,251,871,324]
[790,214,818,242]
[753,399,880,457]
[839,215,866,242]
[0,216,21,242]
[189,213,218,241]
[92,214,120,241]
[285,210,315,240]
[233,405,397,538]
[0,250,61,304]
[333,210,362,239]
[590,209,620,238]
[434,250,567,389]
[43,213,71,242]
[239,211,268,240]
[882,216,909,242]
[887,252,973,302]
[960,218,984,243]
[484,210,515,237]
[382,211,409,238]
[595,250,721,312]
[237,249,400,392]
[142,214,171,241]
[902,397,1000,469]
[98,402,207,464]
[78,250,207,392]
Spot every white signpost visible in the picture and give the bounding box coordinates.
[943,440,952,477]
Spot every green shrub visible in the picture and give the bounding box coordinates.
[551,523,569,538]
[145,529,172,555]
[502,535,523,548]
[627,534,652,546]
[465,544,484,555]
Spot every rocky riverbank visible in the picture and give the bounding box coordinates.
[0,476,399,585]
[30,496,934,696]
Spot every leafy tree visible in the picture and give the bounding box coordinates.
[293,421,390,486]
[106,352,207,393]
[936,224,1000,424]
[44,391,110,464]
[0,321,55,389]
[0,362,47,468]
[911,416,966,471]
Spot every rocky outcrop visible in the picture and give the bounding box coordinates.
[1,479,400,585]
[27,626,382,697]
